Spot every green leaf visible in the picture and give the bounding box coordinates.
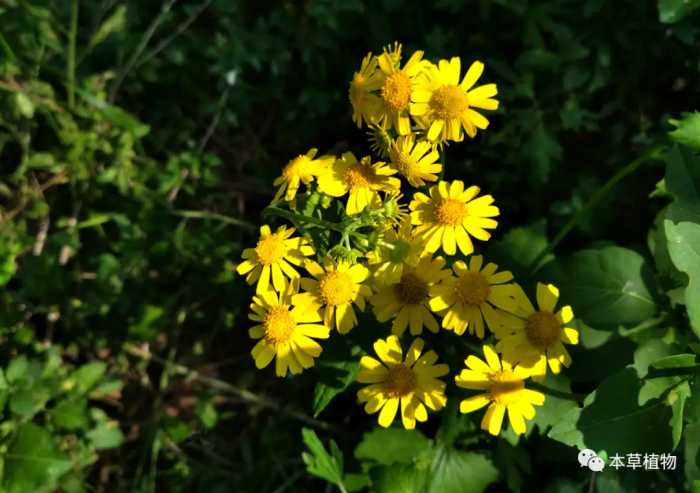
[2,423,72,493]
[6,356,29,383]
[539,246,658,330]
[670,381,691,448]
[522,124,562,183]
[87,422,124,450]
[301,428,347,491]
[670,112,700,150]
[312,357,360,417]
[658,0,700,23]
[354,428,431,465]
[665,145,700,223]
[51,399,89,430]
[88,5,127,49]
[665,220,700,337]
[370,463,428,493]
[531,373,579,433]
[633,339,683,377]
[685,423,700,484]
[549,368,673,455]
[67,362,106,395]
[427,447,499,493]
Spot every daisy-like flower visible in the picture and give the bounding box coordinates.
[455,345,545,436]
[272,149,334,202]
[409,180,499,256]
[367,123,393,159]
[293,258,372,334]
[357,336,448,429]
[248,285,330,377]
[410,58,499,142]
[374,46,428,135]
[371,256,450,336]
[428,255,518,338]
[388,134,442,187]
[236,225,315,294]
[349,53,383,128]
[366,218,425,285]
[494,283,579,380]
[317,152,400,215]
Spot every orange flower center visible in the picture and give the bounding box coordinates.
[435,198,467,226]
[525,311,561,348]
[344,163,375,189]
[263,306,296,345]
[429,85,470,120]
[381,71,411,112]
[385,363,417,397]
[393,272,428,305]
[489,370,525,405]
[319,271,354,306]
[255,234,286,265]
[455,272,491,306]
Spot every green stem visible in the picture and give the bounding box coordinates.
[529,145,664,273]
[264,206,345,233]
[645,365,699,380]
[529,382,585,402]
[67,0,79,108]
[172,209,256,230]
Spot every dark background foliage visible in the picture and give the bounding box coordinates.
[0,0,699,491]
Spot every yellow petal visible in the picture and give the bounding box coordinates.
[507,404,526,435]
[482,403,505,436]
[378,397,399,427]
[536,283,559,312]
[459,394,491,414]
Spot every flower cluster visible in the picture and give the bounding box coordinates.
[236,43,579,437]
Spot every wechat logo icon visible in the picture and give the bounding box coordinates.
[578,449,605,472]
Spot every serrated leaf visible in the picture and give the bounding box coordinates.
[665,145,700,223]
[301,428,346,491]
[670,112,700,150]
[370,463,428,493]
[539,246,658,330]
[355,428,431,465]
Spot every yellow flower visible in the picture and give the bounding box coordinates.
[317,152,400,215]
[410,58,499,142]
[357,336,448,429]
[455,345,545,436]
[494,283,579,380]
[273,148,334,202]
[371,256,450,336]
[409,180,499,256]
[388,134,442,187]
[366,218,425,284]
[248,286,330,377]
[375,47,429,135]
[237,225,315,294]
[349,53,383,128]
[428,255,518,338]
[293,258,372,334]
[367,123,393,159]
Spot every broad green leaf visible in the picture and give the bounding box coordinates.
[427,447,499,493]
[370,463,427,493]
[6,356,28,383]
[633,339,683,377]
[312,358,360,417]
[549,368,674,454]
[665,221,700,337]
[2,423,72,493]
[670,112,700,150]
[665,145,700,223]
[354,428,431,465]
[301,428,346,491]
[531,373,579,433]
[539,246,658,330]
[658,0,700,23]
[67,362,106,395]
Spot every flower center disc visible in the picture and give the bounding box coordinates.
[385,363,417,397]
[489,371,525,405]
[429,85,470,120]
[390,149,418,177]
[263,306,296,345]
[319,271,354,306]
[381,72,411,111]
[393,272,428,305]
[435,198,467,226]
[525,311,562,348]
[344,164,374,189]
[255,234,286,265]
[455,272,491,306]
